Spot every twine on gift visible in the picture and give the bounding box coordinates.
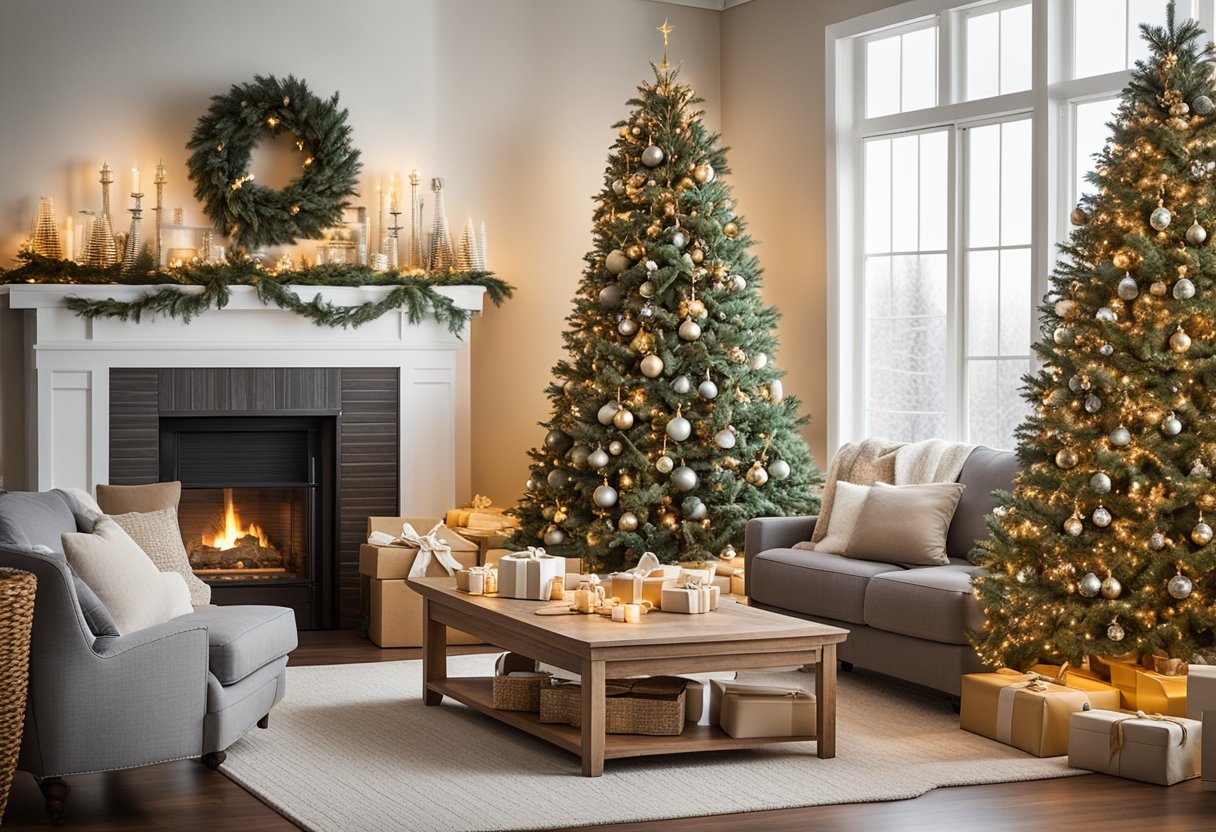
[1108,710,1190,763]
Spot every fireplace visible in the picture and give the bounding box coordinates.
[159,415,337,629]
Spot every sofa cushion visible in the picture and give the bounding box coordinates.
[813,481,870,554]
[845,482,965,566]
[185,605,298,685]
[750,547,904,624]
[111,507,212,606]
[52,487,103,532]
[947,446,1018,561]
[863,563,986,645]
[96,481,182,516]
[0,491,76,552]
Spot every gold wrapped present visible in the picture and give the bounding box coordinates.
[1137,669,1188,717]
[960,670,1092,757]
[1028,664,1121,711]
[730,572,746,596]
[498,547,565,600]
[609,551,676,607]
[455,565,498,595]
[1068,709,1201,785]
[709,680,815,739]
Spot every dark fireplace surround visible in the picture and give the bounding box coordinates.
[109,368,400,629]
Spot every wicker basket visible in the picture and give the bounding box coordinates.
[0,568,36,821]
[492,672,552,712]
[539,677,686,736]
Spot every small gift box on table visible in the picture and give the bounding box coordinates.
[539,676,687,735]
[455,565,498,595]
[959,669,1114,757]
[609,552,679,607]
[660,576,721,614]
[497,547,565,600]
[709,680,815,738]
[1068,709,1201,785]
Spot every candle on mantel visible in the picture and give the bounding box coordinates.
[64,215,74,261]
[131,166,141,195]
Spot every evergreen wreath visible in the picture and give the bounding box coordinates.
[186,75,362,251]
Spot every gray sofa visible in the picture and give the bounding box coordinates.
[0,489,298,822]
[744,447,1016,698]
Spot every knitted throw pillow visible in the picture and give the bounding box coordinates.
[111,507,212,605]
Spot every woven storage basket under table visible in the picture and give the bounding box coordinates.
[0,568,36,820]
[539,676,687,736]
[492,672,552,712]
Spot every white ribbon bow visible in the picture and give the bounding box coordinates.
[364,522,464,578]
[628,551,661,576]
[514,546,548,560]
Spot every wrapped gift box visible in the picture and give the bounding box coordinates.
[361,517,478,579]
[730,573,745,596]
[1027,664,1121,710]
[455,565,497,595]
[960,670,1100,757]
[498,549,565,600]
[1137,669,1188,717]
[369,579,481,648]
[1068,709,1201,785]
[1187,666,1216,723]
[609,571,668,607]
[709,679,815,738]
[660,582,720,614]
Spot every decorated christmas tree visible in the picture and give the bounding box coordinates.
[972,6,1216,668]
[511,23,822,573]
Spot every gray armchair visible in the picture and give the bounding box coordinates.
[0,490,297,823]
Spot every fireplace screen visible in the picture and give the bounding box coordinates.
[178,486,309,581]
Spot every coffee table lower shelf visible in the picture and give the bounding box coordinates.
[430,676,817,760]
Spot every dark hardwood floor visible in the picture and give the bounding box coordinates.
[3,630,1211,830]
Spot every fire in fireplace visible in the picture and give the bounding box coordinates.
[188,488,289,578]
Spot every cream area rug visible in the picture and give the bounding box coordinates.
[221,655,1085,831]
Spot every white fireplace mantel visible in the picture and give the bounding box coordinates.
[1,283,484,517]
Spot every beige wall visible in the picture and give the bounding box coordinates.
[0,0,720,496]
[720,0,906,468]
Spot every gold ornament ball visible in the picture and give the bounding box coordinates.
[618,511,639,532]
[618,472,635,490]
[686,298,707,319]
[676,176,695,194]
[1150,281,1168,296]
[1170,327,1193,353]
[1100,575,1122,599]
[690,248,705,265]
[625,243,644,260]
[553,509,568,524]
[612,407,635,430]
[655,455,675,474]
[1063,515,1084,537]
[659,512,679,530]
[640,353,665,378]
[1192,521,1214,545]
[693,162,715,184]
[745,461,769,486]
[723,221,739,238]
[1055,448,1079,469]
[1112,252,1132,270]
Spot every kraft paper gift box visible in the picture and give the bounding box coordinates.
[369,579,482,648]
[709,679,815,739]
[498,548,565,600]
[361,517,479,579]
[660,581,720,614]
[959,670,1095,757]
[455,565,498,595]
[730,573,746,596]
[1068,709,1201,785]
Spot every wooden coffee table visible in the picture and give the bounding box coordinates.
[408,577,849,776]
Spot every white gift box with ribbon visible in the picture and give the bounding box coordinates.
[498,547,564,600]
[456,565,498,595]
[1068,709,1201,785]
[660,575,720,614]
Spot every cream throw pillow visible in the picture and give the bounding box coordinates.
[845,482,966,566]
[111,507,212,605]
[812,481,871,554]
[63,516,193,635]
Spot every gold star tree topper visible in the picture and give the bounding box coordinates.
[658,18,675,72]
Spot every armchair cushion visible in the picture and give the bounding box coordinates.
[27,544,121,639]
[185,605,297,685]
[111,507,212,605]
[0,491,76,551]
[62,517,193,635]
[96,481,182,516]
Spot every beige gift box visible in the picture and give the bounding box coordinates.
[360,517,479,579]
[498,550,565,600]
[455,566,498,595]
[660,582,720,614]
[369,579,482,648]
[1068,709,1201,785]
[709,679,815,738]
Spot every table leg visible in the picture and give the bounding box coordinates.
[816,642,837,758]
[423,598,447,706]
[580,659,605,777]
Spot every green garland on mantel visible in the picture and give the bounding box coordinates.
[0,253,514,334]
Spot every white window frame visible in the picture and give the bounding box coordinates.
[826,0,1216,453]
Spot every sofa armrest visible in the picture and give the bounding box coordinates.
[745,516,817,563]
[26,616,210,777]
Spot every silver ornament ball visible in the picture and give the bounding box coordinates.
[588,448,610,469]
[670,230,688,249]
[605,249,630,275]
[769,379,785,402]
[599,284,623,308]
[1192,521,1214,545]
[698,379,719,400]
[641,144,665,167]
[1054,327,1075,346]
[1079,572,1101,596]
[678,318,702,341]
[769,459,791,480]
[569,444,591,466]
[544,526,567,547]
[640,353,665,378]
[749,352,769,370]
[672,375,692,394]
[729,275,747,291]
[593,483,619,508]
[1099,343,1114,356]
[1064,515,1085,537]
[655,455,675,474]
[1110,426,1132,447]
[1150,532,1167,550]
[1163,413,1183,436]
[683,496,707,520]
[1084,393,1102,413]
[1151,206,1173,230]
[670,465,699,492]
[1095,306,1117,323]
[1117,275,1140,300]
[1092,505,1112,527]
[1194,94,1214,115]
[1089,472,1112,493]
[666,415,692,442]
[1187,220,1208,245]
[618,317,639,336]
[1108,620,1125,642]
[714,428,737,449]
[546,468,570,489]
[1174,277,1196,300]
[597,401,620,425]
[1168,572,1194,599]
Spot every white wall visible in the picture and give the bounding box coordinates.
[0,0,721,499]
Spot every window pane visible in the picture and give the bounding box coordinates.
[1000,119,1032,246]
[967,359,1028,450]
[1074,0,1127,78]
[999,248,1031,356]
[866,256,893,319]
[965,11,999,101]
[999,4,1033,94]
[864,138,892,253]
[1128,0,1173,67]
[967,250,999,357]
[968,124,1000,248]
[891,135,920,251]
[997,359,1029,448]
[1074,97,1119,201]
[901,27,937,112]
[919,131,948,250]
[867,35,901,118]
